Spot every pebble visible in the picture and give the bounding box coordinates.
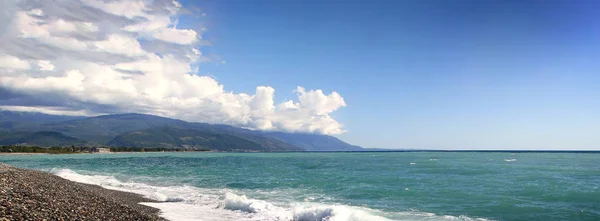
[0,163,165,221]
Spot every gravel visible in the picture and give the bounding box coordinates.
[0,163,166,220]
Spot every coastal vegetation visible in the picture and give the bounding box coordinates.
[1,145,85,154]
[0,145,211,154]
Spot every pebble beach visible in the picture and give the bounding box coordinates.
[0,163,165,221]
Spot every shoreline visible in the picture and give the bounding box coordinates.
[0,163,165,220]
[0,152,49,155]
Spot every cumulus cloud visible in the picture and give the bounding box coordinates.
[0,54,31,70]
[0,0,347,134]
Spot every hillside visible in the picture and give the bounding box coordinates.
[30,114,298,150]
[36,113,190,144]
[107,127,302,151]
[187,123,301,151]
[0,111,83,131]
[202,124,365,151]
[0,131,86,147]
[0,111,365,151]
[264,132,364,151]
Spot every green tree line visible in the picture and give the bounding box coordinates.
[1,145,77,154]
[1,145,210,153]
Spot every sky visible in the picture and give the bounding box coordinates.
[0,0,599,150]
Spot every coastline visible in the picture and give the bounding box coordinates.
[0,163,165,220]
[0,153,49,155]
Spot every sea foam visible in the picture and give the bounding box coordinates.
[53,168,491,221]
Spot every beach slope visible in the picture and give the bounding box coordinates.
[0,163,164,220]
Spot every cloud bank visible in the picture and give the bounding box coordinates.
[0,0,347,134]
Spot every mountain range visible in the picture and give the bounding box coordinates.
[0,111,364,152]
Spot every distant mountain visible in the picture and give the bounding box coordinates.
[35,113,301,150]
[186,123,301,151]
[183,123,364,151]
[0,131,86,147]
[0,111,365,151]
[0,110,84,130]
[188,123,320,151]
[264,132,364,151]
[36,113,190,144]
[107,127,302,151]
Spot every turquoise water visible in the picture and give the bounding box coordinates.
[1,152,599,221]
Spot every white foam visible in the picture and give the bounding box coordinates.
[53,169,493,221]
[504,159,517,162]
[221,194,392,221]
[54,169,260,220]
[53,168,196,202]
[292,204,392,221]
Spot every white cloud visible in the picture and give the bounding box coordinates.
[0,0,347,135]
[81,0,147,19]
[37,60,54,71]
[153,28,198,44]
[119,4,198,45]
[15,10,89,51]
[29,8,43,16]
[295,86,346,115]
[93,34,146,56]
[0,105,95,116]
[0,54,31,70]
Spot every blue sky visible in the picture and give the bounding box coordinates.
[182,0,600,150]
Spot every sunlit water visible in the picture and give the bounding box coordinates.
[1,152,599,221]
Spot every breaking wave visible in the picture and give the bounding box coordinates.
[53,168,491,221]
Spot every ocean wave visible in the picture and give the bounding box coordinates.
[53,168,492,221]
[53,168,194,203]
[222,192,391,221]
[292,204,392,221]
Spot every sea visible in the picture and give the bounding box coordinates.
[1,152,599,221]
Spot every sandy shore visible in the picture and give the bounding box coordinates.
[0,163,165,220]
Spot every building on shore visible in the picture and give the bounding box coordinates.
[89,147,111,153]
